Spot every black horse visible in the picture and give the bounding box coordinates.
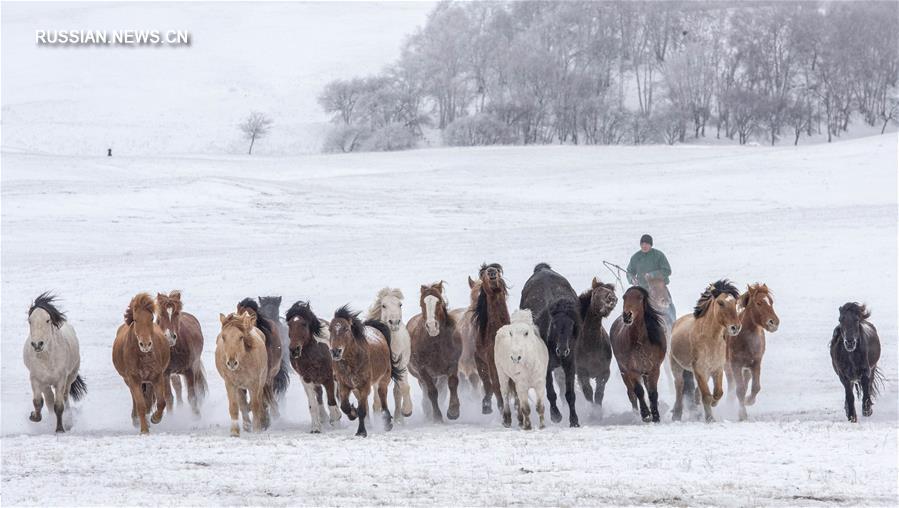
[830,302,883,423]
[520,263,583,427]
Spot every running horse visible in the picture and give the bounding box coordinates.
[156,291,208,416]
[726,283,780,420]
[471,263,510,415]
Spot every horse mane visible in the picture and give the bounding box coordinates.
[421,281,450,309]
[126,293,156,324]
[238,297,274,344]
[286,300,323,337]
[366,287,404,320]
[629,286,666,346]
[533,262,551,273]
[472,288,489,335]
[510,308,535,326]
[839,302,871,320]
[479,262,503,276]
[334,305,366,342]
[29,292,67,328]
[693,279,739,318]
[156,290,183,313]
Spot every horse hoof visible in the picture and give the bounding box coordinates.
[569,420,580,428]
[310,429,321,434]
[55,426,65,433]
[355,430,368,438]
[642,414,652,423]
[705,416,715,423]
[140,429,150,435]
[550,408,562,423]
[651,415,660,423]
[863,407,873,417]
[230,430,240,437]
[849,415,858,423]
[482,405,492,415]
[403,410,413,418]
[671,412,682,422]
[502,417,512,428]
[150,415,162,424]
[447,406,460,420]
[29,412,41,422]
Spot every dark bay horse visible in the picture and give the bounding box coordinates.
[286,300,340,433]
[576,278,617,416]
[328,305,402,437]
[520,263,583,427]
[726,283,780,420]
[156,291,207,416]
[472,262,510,415]
[259,295,291,367]
[113,293,171,434]
[830,302,883,422]
[407,281,462,422]
[237,298,290,417]
[610,286,667,422]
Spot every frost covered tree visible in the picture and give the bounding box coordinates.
[239,112,273,155]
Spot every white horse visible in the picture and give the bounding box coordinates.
[494,309,548,430]
[367,288,413,422]
[23,293,87,432]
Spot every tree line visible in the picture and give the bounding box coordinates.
[318,1,898,152]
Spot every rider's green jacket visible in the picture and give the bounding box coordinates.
[626,248,672,287]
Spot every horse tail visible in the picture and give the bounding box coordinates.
[272,357,290,396]
[364,319,405,382]
[857,365,885,400]
[193,363,209,404]
[69,375,87,401]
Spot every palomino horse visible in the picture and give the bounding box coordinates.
[237,298,290,417]
[520,263,583,427]
[610,286,668,422]
[575,279,617,416]
[495,309,548,430]
[831,302,883,422]
[448,278,482,400]
[367,288,413,422]
[286,300,340,433]
[216,312,270,436]
[670,280,742,422]
[112,293,171,434]
[472,262,510,415]
[328,305,402,437]
[24,293,87,432]
[156,291,207,416]
[407,281,462,422]
[726,283,780,420]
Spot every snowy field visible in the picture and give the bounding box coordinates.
[1,134,897,505]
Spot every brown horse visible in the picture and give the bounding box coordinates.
[471,263,510,414]
[610,286,668,422]
[576,278,617,415]
[156,291,207,416]
[215,312,270,436]
[670,280,742,422]
[112,293,171,434]
[237,298,290,418]
[726,283,780,420]
[449,277,482,395]
[285,300,340,433]
[407,281,462,422]
[328,305,401,437]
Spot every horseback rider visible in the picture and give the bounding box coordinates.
[626,234,671,290]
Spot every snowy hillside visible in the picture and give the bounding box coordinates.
[0,2,434,156]
[1,135,896,505]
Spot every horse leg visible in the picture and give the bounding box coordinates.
[694,369,715,422]
[842,378,857,422]
[671,362,685,421]
[171,374,184,407]
[392,378,403,424]
[536,383,547,429]
[372,383,382,413]
[52,379,70,433]
[314,385,328,424]
[578,371,595,404]
[338,383,356,420]
[633,378,651,422]
[150,375,167,424]
[238,388,252,431]
[545,368,562,423]
[647,369,661,423]
[127,381,149,434]
[711,369,724,407]
[734,365,749,421]
[595,370,610,417]
[301,380,322,433]
[563,362,579,427]
[499,372,513,428]
[861,372,873,417]
[185,370,200,416]
[422,372,443,423]
[325,381,341,424]
[447,372,461,420]
[378,379,393,431]
[353,387,369,437]
[488,351,504,413]
[516,383,532,431]
[400,373,413,418]
[725,362,736,396]
[226,384,240,437]
[620,370,639,413]
[746,364,762,406]
[476,356,494,415]
[251,385,267,432]
[29,377,44,422]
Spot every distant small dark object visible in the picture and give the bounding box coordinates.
[107,148,112,157]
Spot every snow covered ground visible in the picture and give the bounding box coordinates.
[1,135,897,505]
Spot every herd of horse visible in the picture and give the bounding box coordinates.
[22,262,885,436]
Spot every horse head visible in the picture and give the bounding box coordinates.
[478,263,506,295]
[837,302,870,353]
[501,309,539,365]
[329,305,364,361]
[420,282,448,337]
[258,296,283,323]
[546,300,579,359]
[739,284,779,333]
[129,293,158,353]
[646,277,671,311]
[694,280,741,337]
[285,300,324,359]
[27,292,66,354]
[621,286,649,326]
[218,312,256,371]
[589,278,618,317]
[369,287,404,332]
[156,290,183,347]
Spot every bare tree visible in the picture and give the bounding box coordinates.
[240,112,273,155]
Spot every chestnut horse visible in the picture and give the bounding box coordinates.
[471,262,510,415]
[726,283,780,420]
[112,293,171,434]
[610,286,667,422]
[286,300,340,433]
[407,281,462,422]
[237,298,290,417]
[216,312,270,436]
[670,280,742,422]
[156,291,207,416]
[328,305,402,437]
[576,279,617,415]
[449,277,482,394]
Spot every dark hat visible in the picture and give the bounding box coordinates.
[640,234,653,246]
